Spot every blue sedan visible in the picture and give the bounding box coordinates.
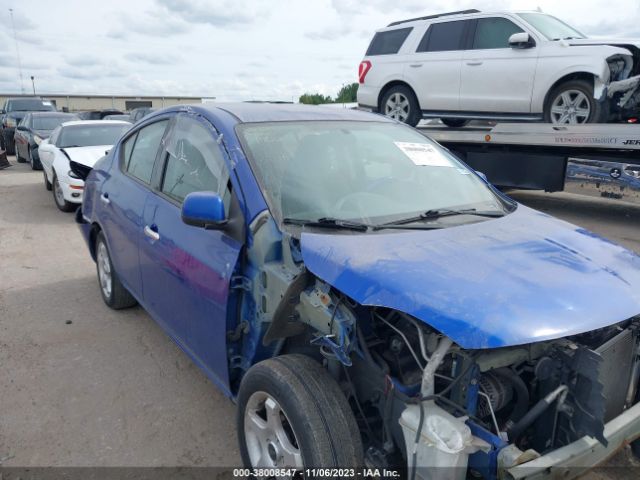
[76,103,640,479]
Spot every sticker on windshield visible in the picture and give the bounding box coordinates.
[394,142,453,167]
[42,101,52,106]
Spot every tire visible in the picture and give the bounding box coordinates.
[95,231,137,309]
[441,118,470,128]
[43,170,52,191]
[16,144,26,163]
[28,146,41,170]
[3,134,15,155]
[380,85,422,127]
[52,172,76,212]
[544,79,609,124]
[237,354,363,475]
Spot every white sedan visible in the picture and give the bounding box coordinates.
[38,120,131,212]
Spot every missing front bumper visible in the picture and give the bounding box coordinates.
[505,401,640,479]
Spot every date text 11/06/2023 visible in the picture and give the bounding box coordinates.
[232,468,401,478]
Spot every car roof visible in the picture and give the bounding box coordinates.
[196,103,392,124]
[30,112,77,117]
[60,120,131,127]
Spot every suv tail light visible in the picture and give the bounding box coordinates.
[358,61,372,84]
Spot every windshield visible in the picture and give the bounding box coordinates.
[58,124,130,148]
[7,99,56,112]
[518,12,586,40]
[238,121,507,226]
[33,115,77,131]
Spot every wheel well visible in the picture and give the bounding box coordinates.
[89,223,102,261]
[544,72,596,108]
[378,81,417,110]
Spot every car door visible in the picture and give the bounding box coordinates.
[403,19,469,111]
[138,113,243,389]
[99,118,170,299]
[460,15,539,113]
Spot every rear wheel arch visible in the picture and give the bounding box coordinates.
[378,80,419,111]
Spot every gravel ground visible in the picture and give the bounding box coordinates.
[1,157,638,477]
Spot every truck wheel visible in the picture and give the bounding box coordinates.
[237,355,363,475]
[441,118,470,128]
[95,231,137,309]
[544,79,608,124]
[380,85,422,127]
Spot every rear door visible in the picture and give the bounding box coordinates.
[139,113,243,389]
[403,20,470,111]
[99,118,169,298]
[460,16,539,112]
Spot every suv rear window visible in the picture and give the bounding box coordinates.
[417,20,467,52]
[366,28,412,56]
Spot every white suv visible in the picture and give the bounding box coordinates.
[357,9,640,126]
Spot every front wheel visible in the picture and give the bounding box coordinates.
[544,79,609,124]
[237,355,363,476]
[52,172,76,212]
[380,85,422,127]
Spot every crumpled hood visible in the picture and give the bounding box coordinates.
[62,145,111,168]
[301,205,640,349]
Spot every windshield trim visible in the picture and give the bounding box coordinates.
[236,120,514,234]
[517,12,586,41]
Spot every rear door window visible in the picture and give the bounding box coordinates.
[366,28,413,55]
[123,120,168,184]
[417,20,467,52]
[472,17,524,49]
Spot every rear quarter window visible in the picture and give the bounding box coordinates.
[366,27,413,56]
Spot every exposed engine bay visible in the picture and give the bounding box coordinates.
[604,46,640,116]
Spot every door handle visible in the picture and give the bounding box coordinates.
[409,63,423,68]
[466,61,483,66]
[144,225,160,242]
[100,193,110,205]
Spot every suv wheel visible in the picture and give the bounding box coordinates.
[380,85,421,127]
[441,118,470,128]
[545,79,608,124]
[237,355,363,473]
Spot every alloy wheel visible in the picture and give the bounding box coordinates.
[244,391,303,470]
[97,242,112,299]
[550,89,591,124]
[384,92,410,122]
[53,177,66,207]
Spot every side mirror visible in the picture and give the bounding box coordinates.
[181,191,226,229]
[509,32,534,49]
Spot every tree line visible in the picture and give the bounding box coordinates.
[299,83,358,105]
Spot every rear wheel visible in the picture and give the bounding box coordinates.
[544,79,608,124]
[95,231,137,309]
[441,118,470,128]
[237,355,363,476]
[52,172,75,212]
[380,85,422,127]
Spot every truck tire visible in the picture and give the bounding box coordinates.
[237,354,363,476]
[380,85,422,127]
[544,79,609,124]
[95,231,137,309]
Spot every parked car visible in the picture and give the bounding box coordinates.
[102,114,131,122]
[76,109,124,120]
[0,97,56,154]
[75,103,640,478]
[357,9,640,126]
[39,120,130,212]
[14,112,79,169]
[129,107,156,123]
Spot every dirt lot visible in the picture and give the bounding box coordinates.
[1,157,639,477]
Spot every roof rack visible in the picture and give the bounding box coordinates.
[387,9,480,27]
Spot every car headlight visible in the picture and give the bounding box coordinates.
[5,117,16,128]
[34,135,43,145]
[68,169,81,179]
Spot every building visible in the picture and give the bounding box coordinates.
[0,93,211,112]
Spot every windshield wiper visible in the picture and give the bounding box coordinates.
[378,208,505,228]
[283,217,372,232]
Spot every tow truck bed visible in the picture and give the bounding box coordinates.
[418,122,640,204]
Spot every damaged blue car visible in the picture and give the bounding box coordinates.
[76,103,640,479]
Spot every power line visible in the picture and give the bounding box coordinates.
[9,8,25,94]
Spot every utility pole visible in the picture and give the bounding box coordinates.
[9,9,25,94]
[31,76,36,95]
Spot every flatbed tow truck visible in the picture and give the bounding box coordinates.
[417,122,640,205]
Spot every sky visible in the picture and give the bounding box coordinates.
[0,0,638,102]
